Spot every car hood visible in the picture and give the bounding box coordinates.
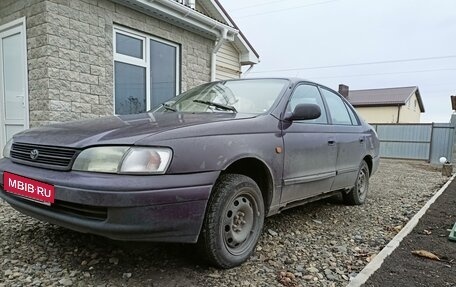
[12,112,256,148]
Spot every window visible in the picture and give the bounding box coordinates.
[114,28,180,115]
[320,88,352,125]
[345,102,359,125]
[114,62,146,114]
[156,79,288,114]
[287,84,327,124]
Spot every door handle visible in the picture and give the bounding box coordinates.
[359,137,365,143]
[328,139,336,146]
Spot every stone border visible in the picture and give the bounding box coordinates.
[347,173,456,287]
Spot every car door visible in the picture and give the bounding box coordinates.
[281,83,337,204]
[319,87,365,190]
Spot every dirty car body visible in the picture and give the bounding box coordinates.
[0,78,379,268]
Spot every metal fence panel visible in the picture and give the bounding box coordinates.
[373,123,454,164]
[379,142,430,160]
[430,123,454,164]
[374,124,432,160]
[376,124,432,142]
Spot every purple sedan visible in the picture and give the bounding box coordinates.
[0,78,379,268]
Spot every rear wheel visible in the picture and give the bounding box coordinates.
[343,160,370,205]
[199,174,264,268]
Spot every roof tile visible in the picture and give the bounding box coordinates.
[347,86,425,112]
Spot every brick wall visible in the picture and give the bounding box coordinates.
[1,0,213,127]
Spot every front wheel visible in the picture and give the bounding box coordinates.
[343,160,370,205]
[199,174,265,268]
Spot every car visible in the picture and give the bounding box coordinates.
[0,78,379,268]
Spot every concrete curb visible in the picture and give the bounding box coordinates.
[347,173,456,287]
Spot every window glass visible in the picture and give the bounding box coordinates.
[287,84,327,124]
[116,33,143,59]
[320,88,352,125]
[150,40,177,108]
[155,79,288,114]
[3,33,25,121]
[114,62,146,114]
[113,29,180,115]
[345,102,359,125]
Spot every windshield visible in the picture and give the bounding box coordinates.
[154,79,289,114]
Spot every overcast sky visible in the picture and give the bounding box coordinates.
[220,0,456,123]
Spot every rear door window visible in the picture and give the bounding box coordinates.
[320,88,352,125]
[345,102,360,125]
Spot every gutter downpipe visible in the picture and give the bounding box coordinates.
[155,0,238,34]
[140,1,238,81]
[396,104,401,123]
[211,28,228,81]
[242,64,255,78]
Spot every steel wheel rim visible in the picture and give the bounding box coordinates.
[357,168,367,199]
[222,189,259,255]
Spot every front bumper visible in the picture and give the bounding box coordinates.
[0,158,220,243]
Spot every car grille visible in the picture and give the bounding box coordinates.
[52,200,108,221]
[10,143,79,170]
[1,189,107,221]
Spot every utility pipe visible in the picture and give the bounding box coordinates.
[211,28,228,81]
[241,64,255,78]
[130,1,239,81]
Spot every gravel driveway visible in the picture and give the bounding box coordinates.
[0,159,448,287]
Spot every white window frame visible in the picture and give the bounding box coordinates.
[113,26,180,114]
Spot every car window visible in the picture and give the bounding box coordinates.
[345,102,359,125]
[154,79,288,114]
[288,84,327,124]
[320,88,352,125]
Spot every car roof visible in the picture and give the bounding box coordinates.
[219,77,341,96]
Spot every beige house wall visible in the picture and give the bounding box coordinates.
[355,106,400,123]
[398,93,421,123]
[195,1,241,80]
[354,93,422,123]
[216,42,241,80]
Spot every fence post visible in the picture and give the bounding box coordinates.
[428,122,435,163]
[448,126,455,162]
[450,114,456,163]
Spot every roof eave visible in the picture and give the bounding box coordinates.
[402,87,425,113]
[414,87,426,113]
[113,0,238,40]
[211,0,260,65]
[352,103,406,107]
[349,86,426,113]
[236,37,260,65]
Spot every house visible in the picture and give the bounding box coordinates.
[0,0,259,154]
[340,86,425,123]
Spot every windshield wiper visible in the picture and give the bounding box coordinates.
[162,103,177,112]
[193,100,237,113]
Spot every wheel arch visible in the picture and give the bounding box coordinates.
[221,157,275,215]
[363,154,373,176]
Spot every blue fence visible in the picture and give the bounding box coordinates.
[371,123,454,165]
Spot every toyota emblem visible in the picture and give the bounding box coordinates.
[30,149,39,160]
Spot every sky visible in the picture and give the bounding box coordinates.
[220,0,456,123]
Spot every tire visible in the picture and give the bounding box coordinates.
[343,160,370,205]
[199,174,265,268]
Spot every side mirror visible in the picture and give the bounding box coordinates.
[288,103,321,121]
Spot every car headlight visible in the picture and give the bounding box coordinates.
[120,148,172,174]
[72,146,172,174]
[2,139,13,158]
